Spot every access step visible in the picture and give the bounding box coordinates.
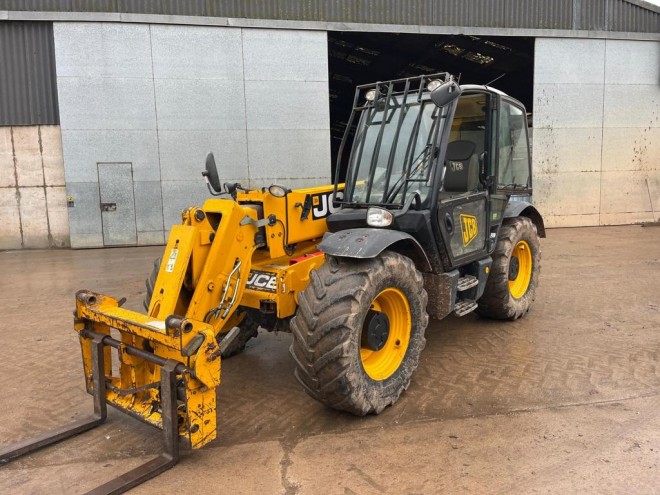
[454,299,478,317]
[457,275,479,291]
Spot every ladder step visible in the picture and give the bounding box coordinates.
[454,300,478,317]
[457,275,478,291]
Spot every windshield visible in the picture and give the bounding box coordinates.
[345,95,443,206]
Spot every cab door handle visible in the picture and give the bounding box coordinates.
[444,212,454,233]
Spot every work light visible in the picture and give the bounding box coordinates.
[367,207,393,227]
[426,79,442,92]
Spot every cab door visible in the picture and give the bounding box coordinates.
[435,90,493,267]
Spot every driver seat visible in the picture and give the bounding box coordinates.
[439,140,479,199]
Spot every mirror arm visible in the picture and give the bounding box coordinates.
[204,177,223,196]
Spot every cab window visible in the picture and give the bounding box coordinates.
[497,100,530,189]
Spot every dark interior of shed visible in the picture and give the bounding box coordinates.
[327,31,534,180]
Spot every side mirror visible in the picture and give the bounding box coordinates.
[202,152,222,195]
[430,80,462,107]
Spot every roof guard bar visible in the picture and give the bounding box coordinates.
[334,72,455,204]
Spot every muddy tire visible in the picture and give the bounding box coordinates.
[477,216,541,320]
[142,257,258,358]
[220,313,260,358]
[143,257,161,312]
[290,251,428,416]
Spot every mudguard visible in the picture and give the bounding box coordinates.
[319,228,432,272]
[504,200,546,238]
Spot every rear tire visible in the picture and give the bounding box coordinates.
[142,257,258,358]
[477,216,541,320]
[290,251,428,415]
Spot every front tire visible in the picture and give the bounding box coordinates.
[220,313,260,358]
[290,251,428,415]
[477,216,541,320]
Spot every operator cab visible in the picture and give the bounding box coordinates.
[328,74,534,273]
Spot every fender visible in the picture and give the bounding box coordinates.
[319,228,432,272]
[504,201,546,238]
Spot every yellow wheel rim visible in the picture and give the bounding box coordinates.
[360,288,411,381]
[509,240,532,299]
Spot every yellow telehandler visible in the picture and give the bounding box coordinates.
[0,73,544,493]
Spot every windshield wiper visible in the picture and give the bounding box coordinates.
[500,183,529,190]
[383,144,433,204]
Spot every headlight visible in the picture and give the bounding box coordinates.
[365,89,377,101]
[367,207,393,227]
[268,184,290,198]
[426,79,442,92]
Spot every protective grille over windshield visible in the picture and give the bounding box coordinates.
[336,74,454,208]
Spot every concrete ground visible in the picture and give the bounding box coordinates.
[0,225,658,494]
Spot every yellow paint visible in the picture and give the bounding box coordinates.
[460,213,478,247]
[73,182,343,449]
[360,288,412,381]
[509,240,532,299]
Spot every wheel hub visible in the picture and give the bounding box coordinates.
[361,310,390,352]
[508,240,533,299]
[508,256,520,280]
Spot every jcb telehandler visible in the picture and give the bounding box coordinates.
[0,73,544,493]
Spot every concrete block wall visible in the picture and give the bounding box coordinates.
[0,126,70,249]
[53,22,331,248]
[533,38,659,227]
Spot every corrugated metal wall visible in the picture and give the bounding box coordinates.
[0,0,658,33]
[0,22,59,125]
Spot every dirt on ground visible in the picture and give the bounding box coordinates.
[0,225,658,494]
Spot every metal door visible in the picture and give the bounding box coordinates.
[97,162,137,246]
[436,192,490,267]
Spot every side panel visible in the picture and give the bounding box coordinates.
[241,250,327,318]
[435,192,490,268]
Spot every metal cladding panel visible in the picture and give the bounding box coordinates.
[1,0,73,10]
[326,1,430,25]
[433,1,470,25]
[0,21,59,126]
[580,0,607,30]
[208,1,431,25]
[204,1,269,19]
[508,0,573,29]
[607,0,660,32]
[276,0,327,22]
[468,0,507,28]
[0,0,658,33]
[70,1,119,13]
[431,0,573,29]
[117,0,208,16]
[541,0,572,29]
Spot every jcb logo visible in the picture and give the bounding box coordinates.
[246,270,277,293]
[450,161,463,172]
[311,191,343,220]
[460,214,478,247]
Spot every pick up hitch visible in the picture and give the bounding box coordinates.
[0,330,183,494]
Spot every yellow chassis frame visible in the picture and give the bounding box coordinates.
[73,183,340,450]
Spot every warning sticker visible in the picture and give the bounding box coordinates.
[165,248,178,273]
